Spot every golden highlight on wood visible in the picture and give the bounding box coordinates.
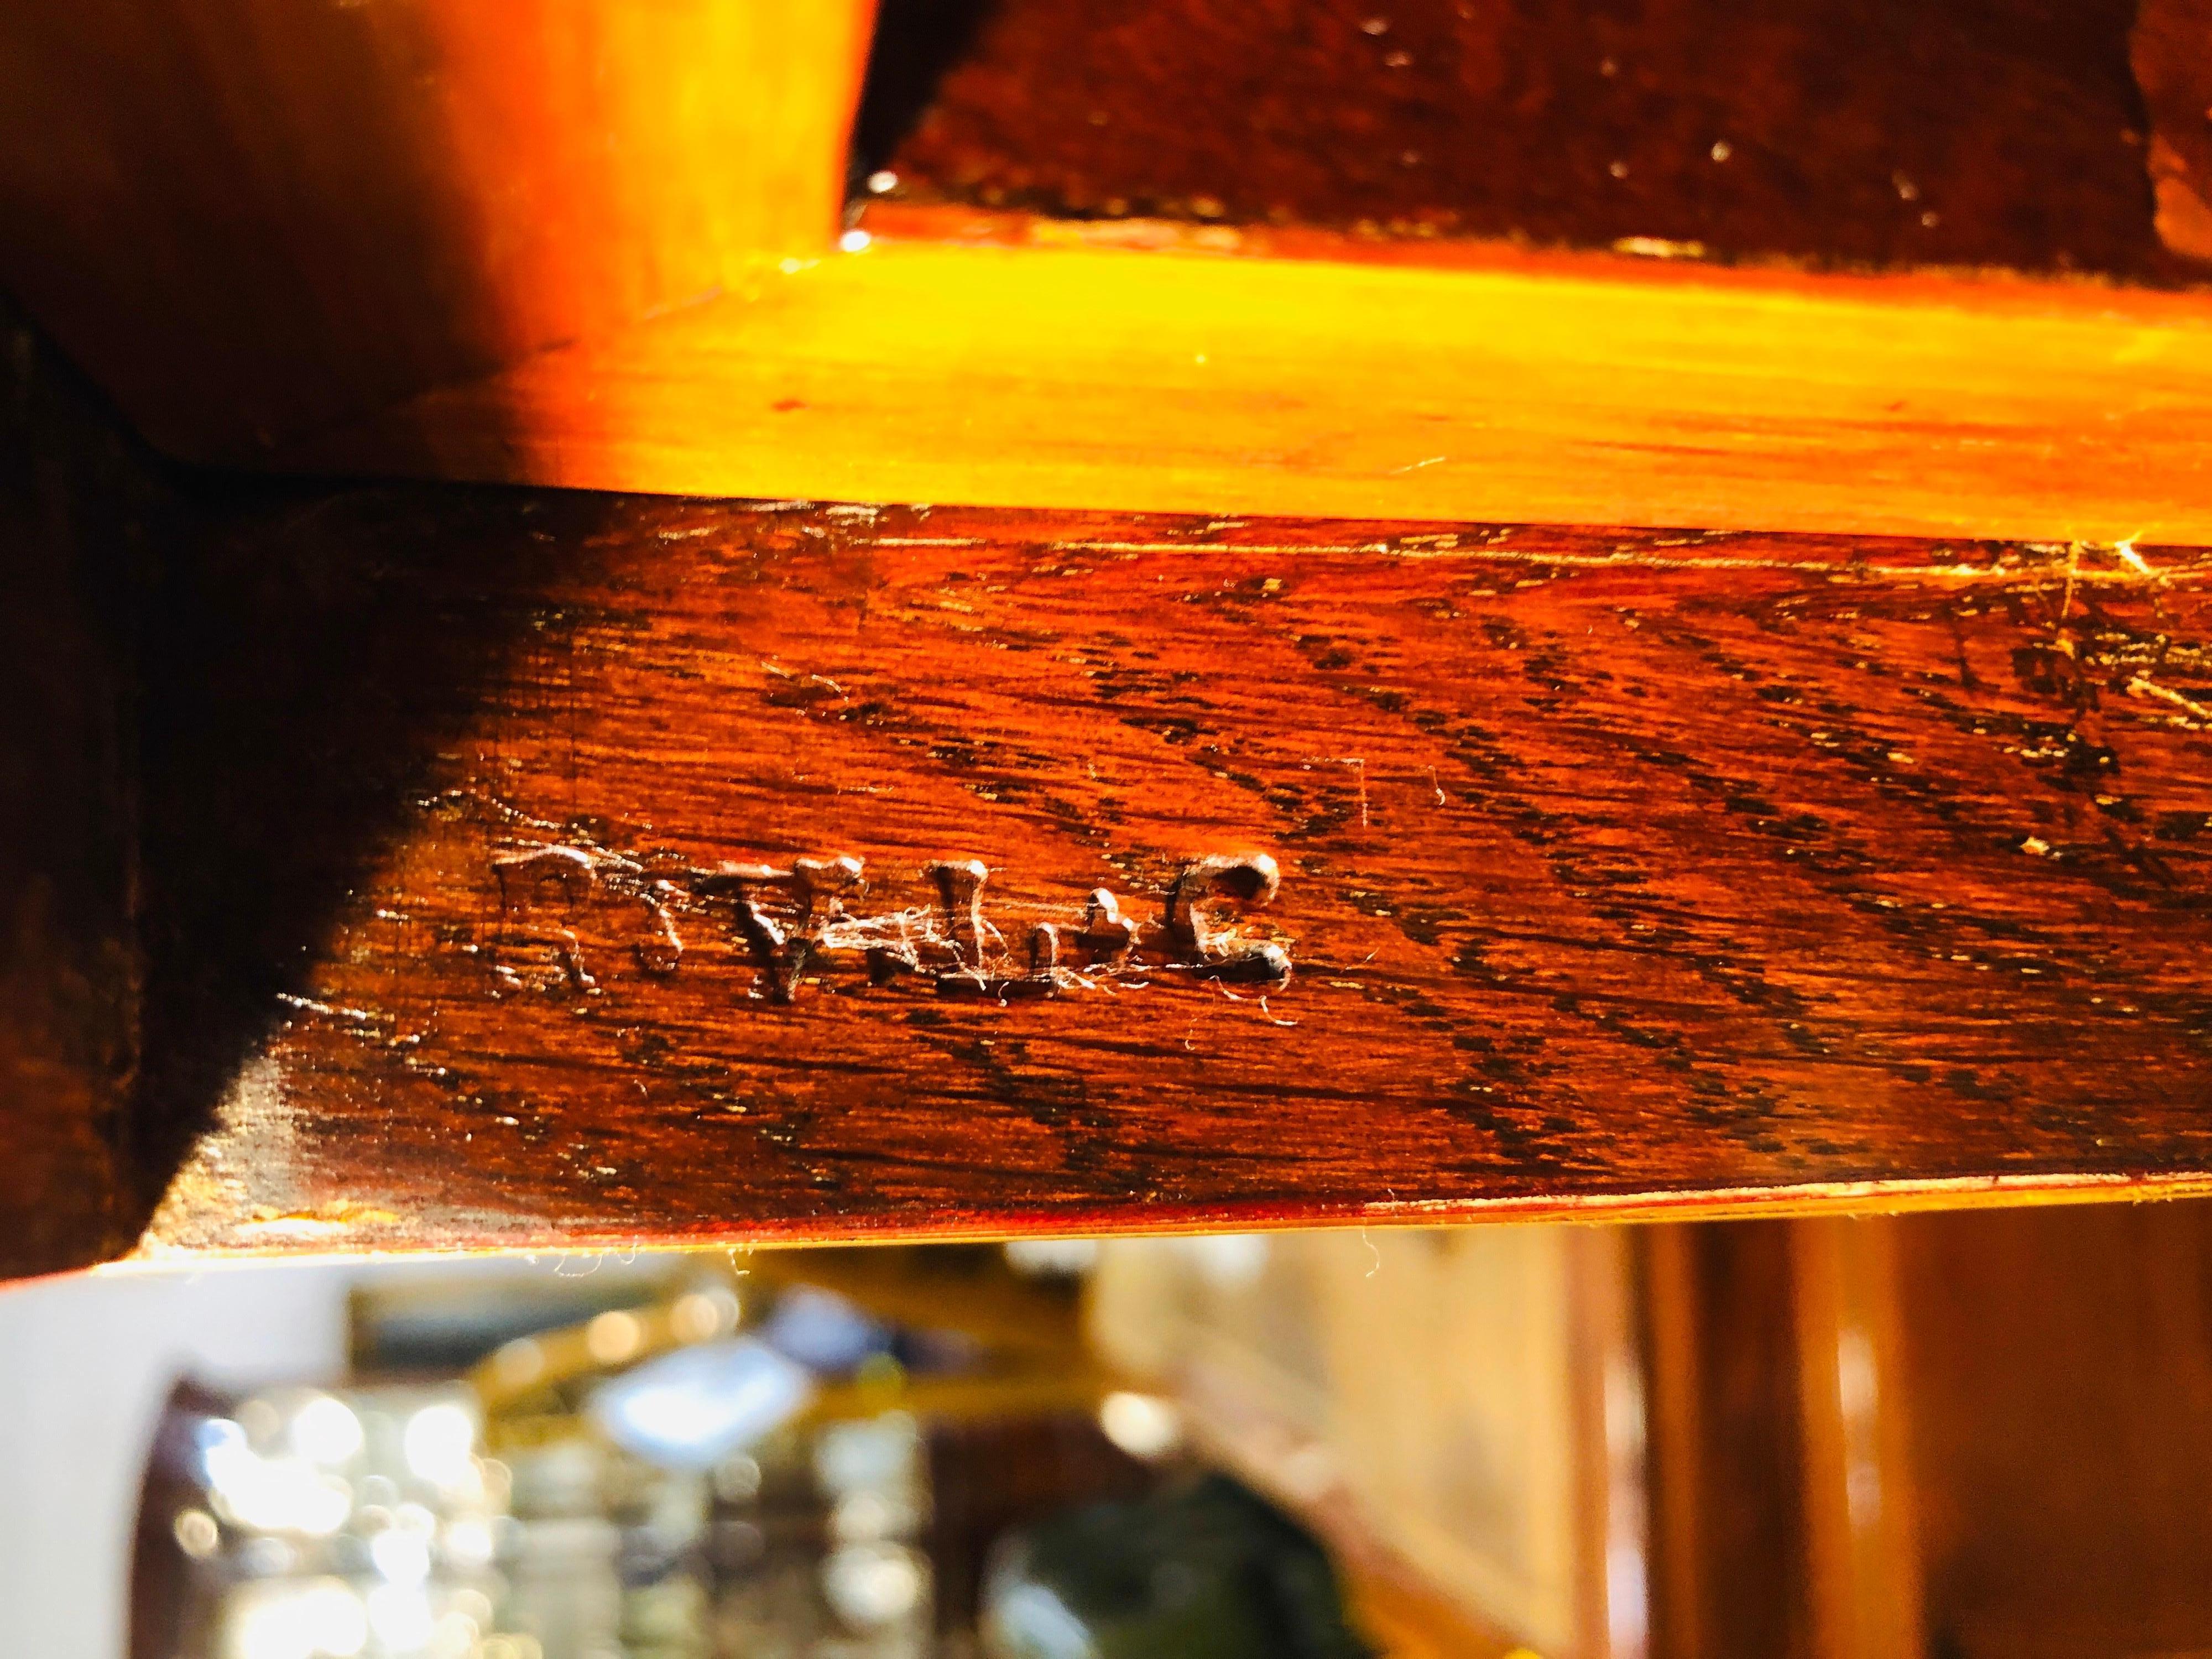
[280,217,2212,545]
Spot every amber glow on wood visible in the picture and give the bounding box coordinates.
[275,217,2212,545]
[9,5,2212,545]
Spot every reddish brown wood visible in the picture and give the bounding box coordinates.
[127,485,2212,1256]
[872,0,2177,279]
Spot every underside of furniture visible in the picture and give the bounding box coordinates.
[9,0,2212,1276]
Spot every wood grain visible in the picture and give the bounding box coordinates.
[129,488,2212,1258]
[279,221,2212,547]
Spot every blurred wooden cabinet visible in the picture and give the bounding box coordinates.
[1658,1202,2212,1659]
[1084,1204,2212,1659]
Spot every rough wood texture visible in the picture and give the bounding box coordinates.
[128,486,2212,1258]
[280,220,2212,547]
[0,0,874,459]
[871,0,2174,281]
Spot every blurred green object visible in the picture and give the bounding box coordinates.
[981,1473,1375,1659]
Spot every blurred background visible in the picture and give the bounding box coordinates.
[14,1203,2212,1659]
[3,1223,1614,1659]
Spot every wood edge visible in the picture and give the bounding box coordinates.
[255,231,2212,546]
[858,200,2212,325]
[106,1170,2212,1272]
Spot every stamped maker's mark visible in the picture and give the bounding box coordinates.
[491,843,1292,1005]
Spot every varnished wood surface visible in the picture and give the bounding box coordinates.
[1787,1218,1923,1659]
[1642,1201,2212,1658]
[279,221,2212,547]
[126,485,2212,1258]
